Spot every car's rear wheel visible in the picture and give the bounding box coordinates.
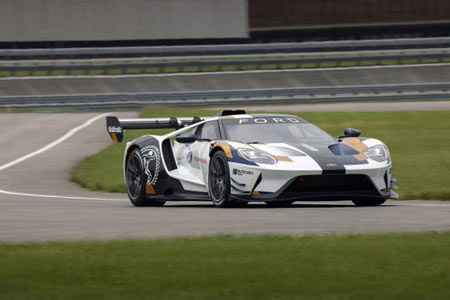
[126,149,165,207]
[265,200,295,207]
[208,151,234,208]
[352,198,386,207]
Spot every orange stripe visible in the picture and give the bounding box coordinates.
[354,153,368,161]
[213,142,233,158]
[273,155,293,162]
[341,138,369,161]
[111,133,118,142]
[341,137,368,152]
[146,184,156,195]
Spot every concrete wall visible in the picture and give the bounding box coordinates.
[0,0,248,42]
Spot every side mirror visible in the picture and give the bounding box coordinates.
[339,128,361,139]
[176,132,197,144]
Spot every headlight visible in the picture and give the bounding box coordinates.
[363,145,390,163]
[237,148,278,165]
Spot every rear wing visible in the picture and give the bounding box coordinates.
[106,116,206,142]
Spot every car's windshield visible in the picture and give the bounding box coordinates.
[223,117,334,143]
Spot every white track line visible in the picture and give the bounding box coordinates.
[0,62,449,80]
[0,112,128,202]
[0,189,127,202]
[0,113,109,171]
[390,202,450,207]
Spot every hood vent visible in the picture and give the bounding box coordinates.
[329,143,359,156]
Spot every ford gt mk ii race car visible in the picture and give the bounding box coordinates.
[106,110,398,208]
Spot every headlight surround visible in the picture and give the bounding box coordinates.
[236,148,278,165]
[363,145,390,163]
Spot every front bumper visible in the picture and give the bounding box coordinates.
[230,173,398,202]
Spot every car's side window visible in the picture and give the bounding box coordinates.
[197,121,220,141]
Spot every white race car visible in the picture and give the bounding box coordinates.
[107,110,398,207]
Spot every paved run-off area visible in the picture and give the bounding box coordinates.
[0,109,449,242]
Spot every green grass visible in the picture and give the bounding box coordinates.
[0,70,12,77]
[2,55,449,77]
[106,68,123,75]
[14,70,30,77]
[182,66,200,72]
[163,67,181,73]
[319,61,338,68]
[71,107,450,199]
[0,232,449,300]
[125,68,142,74]
[50,70,67,76]
[144,67,161,73]
[380,59,398,65]
[422,58,440,64]
[359,60,378,66]
[280,63,297,69]
[339,61,358,67]
[69,69,86,76]
[87,69,104,76]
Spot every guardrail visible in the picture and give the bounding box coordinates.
[1,52,449,77]
[1,83,449,108]
[2,37,450,60]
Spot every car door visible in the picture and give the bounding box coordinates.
[191,121,222,184]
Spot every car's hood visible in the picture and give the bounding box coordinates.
[249,139,370,173]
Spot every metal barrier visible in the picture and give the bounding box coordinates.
[2,37,450,60]
[1,52,449,76]
[1,83,449,108]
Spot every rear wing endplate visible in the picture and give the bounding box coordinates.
[106,116,205,142]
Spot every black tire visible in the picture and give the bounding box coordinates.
[208,151,234,208]
[352,198,386,207]
[125,149,165,207]
[265,200,295,207]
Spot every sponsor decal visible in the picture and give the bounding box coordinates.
[326,163,338,167]
[141,145,160,185]
[186,151,193,163]
[233,168,254,176]
[194,157,208,164]
[108,126,122,133]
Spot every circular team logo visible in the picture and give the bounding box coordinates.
[141,145,161,185]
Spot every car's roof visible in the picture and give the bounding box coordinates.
[249,113,300,119]
[216,113,309,123]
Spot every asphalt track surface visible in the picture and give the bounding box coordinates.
[0,110,449,242]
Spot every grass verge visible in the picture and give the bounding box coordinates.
[71,107,450,199]
[0,232,449,300]
[1,55,449,77]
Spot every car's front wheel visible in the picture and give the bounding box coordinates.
[208,151,233,208]
[126,149,165,207]
[352,198,386,207]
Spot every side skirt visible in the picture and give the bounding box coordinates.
[148,190,211,201]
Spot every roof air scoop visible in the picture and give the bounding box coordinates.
[216,110,246,116]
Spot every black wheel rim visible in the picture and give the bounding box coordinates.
[210,157,227,201]
[127,154,143,199]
